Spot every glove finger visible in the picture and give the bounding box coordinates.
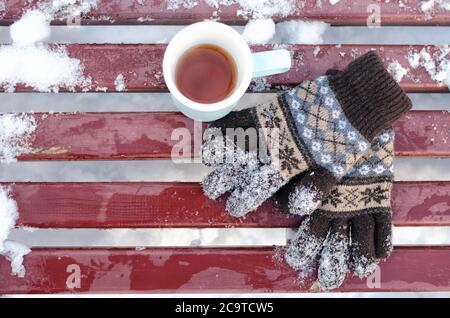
[201,128,231,167]
[285,213,330,271]
[318,218,350,290]
[374,210,393,259]
[274,172,307,214]
[288,167,337,216]
[203,111,262,165]
[202,152,258,200]
[225,164,286,217]
[350,214,378,278]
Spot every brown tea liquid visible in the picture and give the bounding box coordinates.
[175,44,237,104]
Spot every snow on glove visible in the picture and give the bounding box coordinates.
[281,129,395,290]
[201,51,411,217]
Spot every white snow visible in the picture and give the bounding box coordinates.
[387,60,409,83]
[0,187,18,246]
[288,185,321,215]
[275,20,329,44]
[329,0,341,4]
[0,186,30,278]
[242,19,275,44]
[249,77,271,91]
[313,46,321,57]
[242,19,329,45]
[114,73,126,91]
[0,1,95,92]
[167,0,199,10]
[318,231,349,290]
[0,113,36,163]
[10,10,51,45]
[0,44,91,92]
[421,0,450,13]
[1,240,31,278]
[408,46,450,89]
[41,0,98,21]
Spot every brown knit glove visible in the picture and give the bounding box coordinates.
[202,51,411,217]
[279,128,394,290]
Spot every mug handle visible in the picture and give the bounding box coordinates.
[251,49,292,78]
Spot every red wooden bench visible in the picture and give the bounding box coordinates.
[1,0,450,294]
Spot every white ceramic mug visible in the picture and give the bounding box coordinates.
[163,21,292,121]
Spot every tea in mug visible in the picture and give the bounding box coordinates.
[175,44,237,103]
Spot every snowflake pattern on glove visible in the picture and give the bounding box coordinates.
[281,77,369,179]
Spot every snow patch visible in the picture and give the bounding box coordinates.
[288,185,320,215]
[275,20,329,44]
[387,60,409,83]
[0,44,91,92]
[421,0,450,13]
[318,231,349,290]
[329,0,341,4]
[351,254,378,278]
[1,1,95,92]
[2,241,31,278]
[167,0,199,10]
[242,19,275,44]
[41,0,98,21]
[0,113,36,163]
[225,163,285,217]
[249,77,271,92]
[114,73,126,91]
[285,219,324,271]
[0,187,18,246]
[408,46,450,90]
[0,186,31,278]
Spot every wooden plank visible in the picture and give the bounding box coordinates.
[395,111,450,157]
[17,111,450,160]
[0,247,449,293]
[21,112,199,160]
[0,45,447,92]
[1,1,450,26]
[4,181,449,228]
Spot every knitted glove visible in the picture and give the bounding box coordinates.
[202,51,411,217]
[280,129,395,289]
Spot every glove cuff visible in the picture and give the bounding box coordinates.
[328,51,412,140]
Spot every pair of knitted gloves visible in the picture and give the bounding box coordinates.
[201,51,412,289]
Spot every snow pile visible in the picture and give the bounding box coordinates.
[275,20,329,44]
[0,0,95,92]
[408,46,450,89]
[242,19,329,45]
[169,0,297,19]
[0,186,31,278]
[0,187,18,247]
[0,44,91,92]
[10,10,51,45]
[387,60,409,83]
[0,113,36,163]
[242,19,275,44]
